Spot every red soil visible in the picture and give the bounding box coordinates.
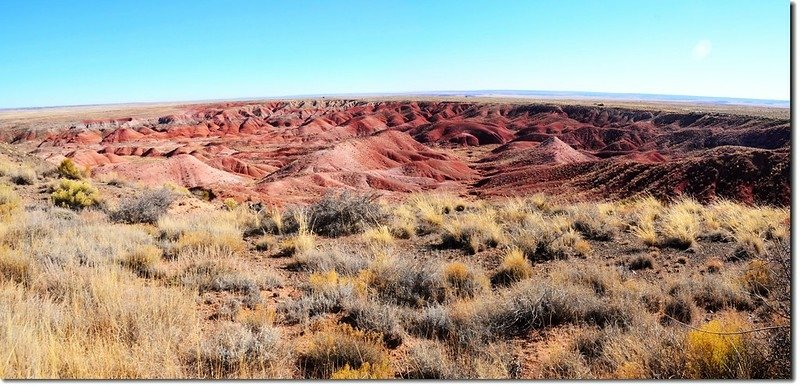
[7,99,790,205]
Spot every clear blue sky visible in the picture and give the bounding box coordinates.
[0,0,789,108]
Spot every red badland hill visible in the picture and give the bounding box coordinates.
[5,99,789,205]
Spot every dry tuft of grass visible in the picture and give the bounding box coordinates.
[298,324,391,379]
[441,212,504,254]
[362,225,394,247]
[10,165,37,185]
[121,245,164,279]
[442,261,488,299]
[189,321,287,378]
[0,184,21,219]
[280,230,316,256]
[491,247,533,286]
[660,201,700,249]
[159,212,246,260]
[685,312,763,379]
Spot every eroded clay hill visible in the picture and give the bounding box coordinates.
[3,99,790,205]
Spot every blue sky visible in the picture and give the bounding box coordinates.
[0,0,789,108]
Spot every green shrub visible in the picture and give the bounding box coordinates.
[57,158,84,180]
[51,179,100,209]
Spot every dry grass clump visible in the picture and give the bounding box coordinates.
[705,258,724,273]
[176,260,262,306]
[0,267,201,378]
[387,204,417,239]
[407,193,465,233]
[491,247,533,286]
[253,234,273,251]
[279,230,315,256]
[0,184,21,218]
[441,212,504,254]
[341,300,404,348]
[402,340,519,379]
[508,213,590,262]
[56,158,85,180]
[676,275,752,312]
[662,294,695,325]
[7,208,152,268]
[362,225,394,247]
[298,323,391,379]
[189,321,286,378]
[158,212,245,260]
[628,255,654,270]
[307,191,386,237]
[110,188,174,224]
[552,263,621,296]
[51,179,101,210]
[659,199,700,249]
[740,259,772,297]
[538,342,592,379]
[685,312,767,379]
[568,202,618,241]
[426,280,631,347]
[359,256,445,307]
[10,165,36,185]
[281,271,362,323]
[292,248,367,276]
[442,261,488,299]
[0,247,33,284]
[222,197,238,211]
[120,245,164,279]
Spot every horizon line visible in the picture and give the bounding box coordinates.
[1,89,789,111]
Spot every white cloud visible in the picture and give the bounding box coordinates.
[692,39,712,60]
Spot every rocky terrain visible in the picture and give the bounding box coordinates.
[0,98,789,206]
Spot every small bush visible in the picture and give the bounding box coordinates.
[308,191,386,237]
[0,247,32,284]
[341,300,404,348]
[279,231,315,256]
[330,362,393,379]
[629,256,653,270]
[741,259,772,297]
[222,198,238,211]
[442,262,488,299]
[110,189,174,224]
[51,179,100,209]
[121,245,163,279]
[441,213,504,254]
[491,248,533,286]
[57,158,84,180]
[293,249,367,276]
[663,295,694,325]
[190,321,283,378]
[0,184,21,218]
[10,167,36,185]
[298,324,390,379]
[363,226,394,247]
[685,313,753,378]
